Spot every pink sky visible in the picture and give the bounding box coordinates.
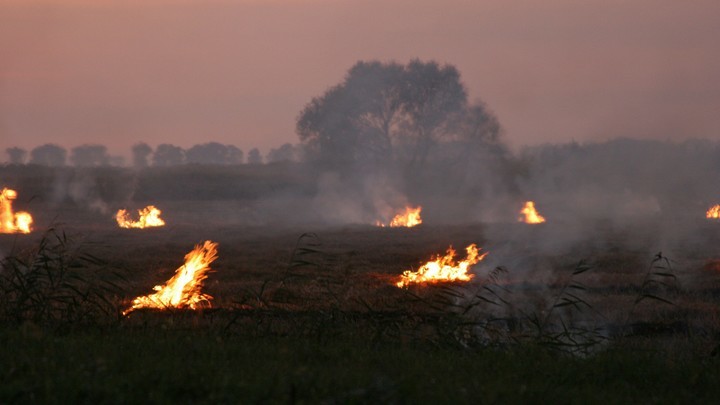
[1,0,719,157]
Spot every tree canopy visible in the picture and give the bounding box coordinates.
[296,59,501,170]
[30,144,67,166]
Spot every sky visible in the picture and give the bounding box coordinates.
[1,0,719,158]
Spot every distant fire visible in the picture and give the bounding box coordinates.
[707,205,720,219]
[116,205,165,229]
[377,206,423,228]
[0,188,33,234]
[519,201,546,224]
[123,241,218,315]
[396,244,487,288]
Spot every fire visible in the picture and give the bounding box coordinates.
[519,201,546,224]
[116,205,166,229]
[123,241,219,315]
[0,188,33,234]
[396,244,487,288]
[377,206,423,227]
[707,205,720,219]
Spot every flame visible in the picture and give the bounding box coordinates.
[0,188,33,234]
[519,201,546,224]
[123,241,219,315]
[377,206,423,227]
[707,205,720,219]
[396,244,487,288]
[116,205,166,229]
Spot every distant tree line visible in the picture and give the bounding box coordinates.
[3,142,302,167]
[5,59,504,175]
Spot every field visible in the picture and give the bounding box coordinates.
[3,165,720,402]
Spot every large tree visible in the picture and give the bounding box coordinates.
[5,147,27,165]
[267,143,297,163]
[296,59,489,170]
[246,148,263,165]
[152,144,185,166]
[131,142,153,168]
[186,142,241,165]
[400,60,467,167]
[29,144,67,166]
[70,144,110,167]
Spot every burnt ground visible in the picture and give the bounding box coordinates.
[3,200,720,356]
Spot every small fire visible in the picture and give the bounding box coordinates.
[377,206,423,227]
[519,201,546,224]
[707,205,720,219]
[123,241,219,315]
[396,244,487,288]
[0,188,33,234]
[116,205,166,229]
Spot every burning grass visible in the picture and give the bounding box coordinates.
[396,244,487,288]
[123,241,218,315]
[4,217,720,401]
[0,188,33,234]
[707,204,720,219]
[519,201,545,224]
[116,205,166,229]
[377,206,423,228]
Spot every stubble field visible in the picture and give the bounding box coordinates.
[3,166,720,402]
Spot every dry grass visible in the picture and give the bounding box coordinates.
[3,201,720,356]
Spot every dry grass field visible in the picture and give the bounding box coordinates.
[4,199,720,348]
[3,167,720,401]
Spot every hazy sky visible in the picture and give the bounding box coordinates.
[2,0,719,157]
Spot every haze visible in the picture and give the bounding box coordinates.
[2,0,719,156]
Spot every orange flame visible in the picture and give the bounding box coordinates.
[123,241,218,315]
[116,205,166,229]
[0,188,33,234]
[519,201,546,224]
[377,206,423,227]
[707,205,720,219]
[396,244,487,288]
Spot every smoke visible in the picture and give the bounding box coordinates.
[51,168,138,214]
[311,171,414,225]
[511,139,720,252]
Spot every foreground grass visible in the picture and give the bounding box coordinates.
[1,326,719,404]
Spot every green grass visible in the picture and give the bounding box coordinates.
[1,325,719,404]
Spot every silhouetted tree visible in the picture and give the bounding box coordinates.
[247,148,263,165]
[297,59,472,170]
[108,155,126,166]
[29,144,67,166]
[131,142,153,168]
[401,60,467,167]
[458,103,502,144]
[152,144,185,166]
[226,145,243,164]
[267,143,297,163]
[186,142,242,165]
[297,61,405,167]
[5,147,27,165]
[70,144,110,167]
